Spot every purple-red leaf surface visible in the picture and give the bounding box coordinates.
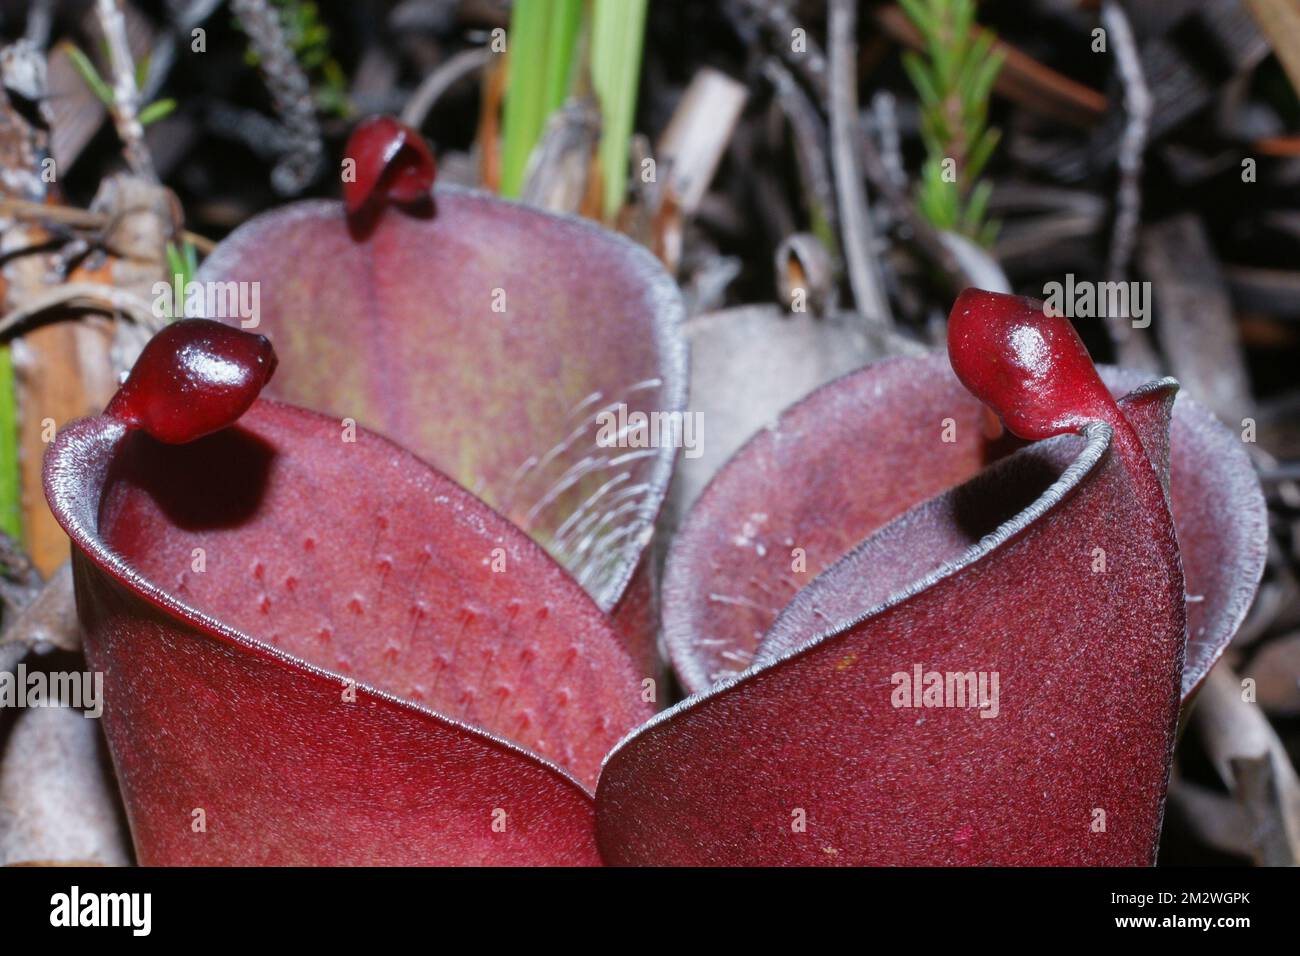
[44,282,1267,867]
[601,414,1180,864]
[616,291,1267,865]
[195,183,687,672]
[46,322,650,864]
[663,359,1265,702]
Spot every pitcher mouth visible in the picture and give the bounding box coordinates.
[41,402,614,797]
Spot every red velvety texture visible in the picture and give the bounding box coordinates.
[664,354,1266,701]
[195,186,687,672]
[598,386,1185,865]
[44,285,1265,866]
[662,355,1006,691]
[342,116,437,215]
[755,382,1178,665]
[105,320,277,443]
[46,399,653,864]
[947,292,1178,595]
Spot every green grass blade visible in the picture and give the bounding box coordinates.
[163,240,199,319]
[500,0,550,197]
[0,345,22,542]
[591,0,648,220]
[500,0,582,198]
[542,0,583,118]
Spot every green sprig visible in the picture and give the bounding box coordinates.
[240,0,351,117]
[64,42,176,127]
[900,0,1005,246]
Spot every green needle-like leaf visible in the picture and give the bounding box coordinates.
[901,0,1004,244]
[898,0,937,38]
[64,43,114,109]
[138,98,177,126]
[903,53,941,110]
[961,179,993,234]
[966,126,1000,184]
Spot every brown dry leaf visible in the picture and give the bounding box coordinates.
[1140,215,1253,423]
[1195,663,1300,865]
[45,0,155,173]
[1246,632,1300,715]
[476,51,507,191]
[1245,0,1300,99]
[0,700,131,867]
[3,46,174,576]
[1,41,107,576]
[0,562,77,654]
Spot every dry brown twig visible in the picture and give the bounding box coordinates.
[94,0,155,181]
[1169,775,1253,858]
[827,0,892,326]
[0,196,214,254]
[763,58,840,264]
[1097,0,1162,370]
[520,98,602,217]
[747,4,973,299]
[1194,663,1300,865]
[737,0,830,101]
[230,0,325,195]
[657,68,749,218]
[1101,0,1149,283]
[1140,215,1254,423]
[402,47,493,131]
[0,283,160,341]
